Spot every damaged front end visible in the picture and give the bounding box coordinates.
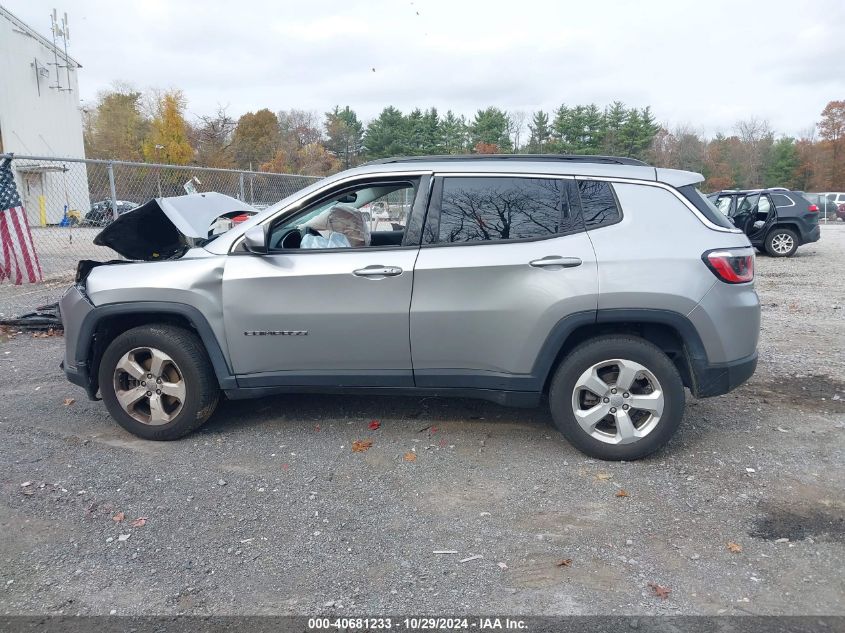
[93,192,257,261]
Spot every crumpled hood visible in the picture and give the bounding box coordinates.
[93,192,257,260]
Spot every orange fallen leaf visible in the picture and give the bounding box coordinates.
[63,398,76,406]
[352,439,373,452]
[556,559,573,567]
[112,512,125,522]
[368,420,381,430]
[727,541,742,553]
[131,517,147,528]
[647,582,671,599]
[403,452,417,462]
[616,489,629,498]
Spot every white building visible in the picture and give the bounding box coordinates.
[0,5,89,224]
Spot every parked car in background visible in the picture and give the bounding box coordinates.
[707,188,820,257]
[84,200,138,226]
[826,192,845,208]
[60,156,760,461]
[805,193,842,220]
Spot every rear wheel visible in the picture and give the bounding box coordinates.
[765,228,798,257]
[98,324,219,440]
[548,336,685,460]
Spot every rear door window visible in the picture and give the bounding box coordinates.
[425,176,580,244]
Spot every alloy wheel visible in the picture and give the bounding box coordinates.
[771,233,794,255]
[112,347,186,425]
[570,358,664,445]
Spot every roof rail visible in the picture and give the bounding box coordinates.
[364,154,650,167]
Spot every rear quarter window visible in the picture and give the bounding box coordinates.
[771,193,795,207]
[677,185,736,229]
[577,180,621,229]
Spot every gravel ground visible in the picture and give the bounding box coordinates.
[0,225,843,616]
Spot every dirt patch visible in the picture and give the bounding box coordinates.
[750,501,845,543]
[749,375,845,413]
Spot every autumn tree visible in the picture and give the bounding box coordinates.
[325,106,364,168]
[232,109,281,170]
[818,100,845,189]
[648,125,705,173]
[278,109,323,151]
[142,90,193,165]
[83,85,148,160]
[261,143,339,177]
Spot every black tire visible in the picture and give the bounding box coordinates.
[764,228,799,257]
[548,336,685,461]
[98,324,219,440]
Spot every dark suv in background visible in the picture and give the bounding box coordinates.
[707,188,820,257]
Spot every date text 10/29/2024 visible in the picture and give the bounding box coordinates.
[308,617,528,630]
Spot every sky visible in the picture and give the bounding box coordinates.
[5,0,845,138]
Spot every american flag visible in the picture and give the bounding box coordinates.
[0,157,42,284]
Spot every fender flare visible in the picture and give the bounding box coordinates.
[77,301,237,390]
[532,308,710,390]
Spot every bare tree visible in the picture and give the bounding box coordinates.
[193,105,236,167]
[508,110,528,153]
[735,117,774,188]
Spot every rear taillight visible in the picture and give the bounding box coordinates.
[808,204,819,212]
[702,249,754,284]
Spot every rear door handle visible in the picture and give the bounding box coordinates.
[529,256,582,268]
[353,265,403,278]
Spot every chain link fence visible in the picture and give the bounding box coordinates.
[0,154,320,317]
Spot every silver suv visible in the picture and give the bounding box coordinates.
[60,155,760,460]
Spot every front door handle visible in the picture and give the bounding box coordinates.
[353,265,403,278]
[529,256,582,269]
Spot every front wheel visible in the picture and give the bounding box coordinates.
[98,324,219,440]
[765,228,799,257]
[548,336,685,460]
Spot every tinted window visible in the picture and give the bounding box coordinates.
[435,177,576,244]
[677,185,736,229]
[771,193,794,207]
[578,180,621,229]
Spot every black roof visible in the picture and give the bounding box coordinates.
[364,154,650,167]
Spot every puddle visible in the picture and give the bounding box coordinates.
[749,502,845,543]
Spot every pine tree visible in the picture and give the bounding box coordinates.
[364,106,408,158]
[324,106,364,168]
[765,137,799,188]
[441,111,467,154]
[469,108,513,152]
[527,110,551,153]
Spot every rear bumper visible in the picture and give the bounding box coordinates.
[803,224,821,244]
[692,351,757,398]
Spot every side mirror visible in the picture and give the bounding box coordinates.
[243,225,268,254]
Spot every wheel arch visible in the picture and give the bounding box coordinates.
[767,222,802,244]
[78,302,236,396]
[536,309,709,396]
